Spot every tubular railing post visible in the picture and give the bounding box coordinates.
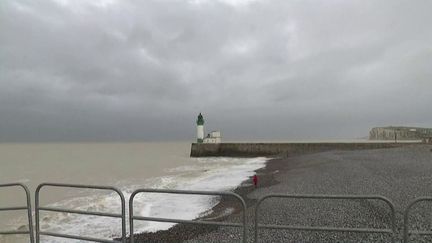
[0,183,35,243]
[35,184,40,243]
[35,183,126,243]
[23,184,35,243]
[129,189,247,243]
[254,194,396,243]
[242,194,247,243]
[120,192,126,243]
[254,196,260,243]
[129,191,136,243]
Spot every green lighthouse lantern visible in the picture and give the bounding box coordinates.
[197,113,204,126]
[196,113,205,143]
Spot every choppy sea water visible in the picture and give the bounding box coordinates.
[0,142,267,243]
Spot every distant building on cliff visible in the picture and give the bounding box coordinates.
[369,126,432,141]
[196,113,221,144]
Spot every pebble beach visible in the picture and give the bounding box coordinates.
[130,145,432,243]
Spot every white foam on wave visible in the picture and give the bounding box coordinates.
[129,157,268,234]
[9,157,268,242]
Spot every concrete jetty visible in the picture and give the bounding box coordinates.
[190,142,421,157]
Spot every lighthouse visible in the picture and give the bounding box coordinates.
[196,113,205,143]
[195,113,222,144]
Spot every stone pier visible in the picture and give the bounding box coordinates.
[190,142,421,157]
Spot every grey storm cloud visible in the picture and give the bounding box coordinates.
[0,0,431,142]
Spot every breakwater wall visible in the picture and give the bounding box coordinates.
[190,142,420,157]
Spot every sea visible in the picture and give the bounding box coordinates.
[0,142,268,243]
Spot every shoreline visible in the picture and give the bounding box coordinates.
[127,157,282,243]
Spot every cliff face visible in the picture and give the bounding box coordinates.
[369,127,432,140]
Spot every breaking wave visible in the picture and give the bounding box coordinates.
[5,157,267,242]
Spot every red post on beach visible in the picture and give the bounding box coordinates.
[253,174,258,188]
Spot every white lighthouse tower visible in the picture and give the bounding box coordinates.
[196,113,205,143]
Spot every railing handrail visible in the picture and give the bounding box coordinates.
[403,197,432,243]
[34,182,126,243]
[129,188,247,243]
[0,183,35,243]
[254,194,397,243]
[6,181,432,243]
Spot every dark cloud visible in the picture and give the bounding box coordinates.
[1,0,431,142]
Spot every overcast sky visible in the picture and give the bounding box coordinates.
[1,0,431,142]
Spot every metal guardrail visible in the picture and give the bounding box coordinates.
[35,183,126,243]
[254,194,397,243]
[5,181,432,242]
[129,188,247,243]
[403,197,432,243]
[0,183,35,243]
